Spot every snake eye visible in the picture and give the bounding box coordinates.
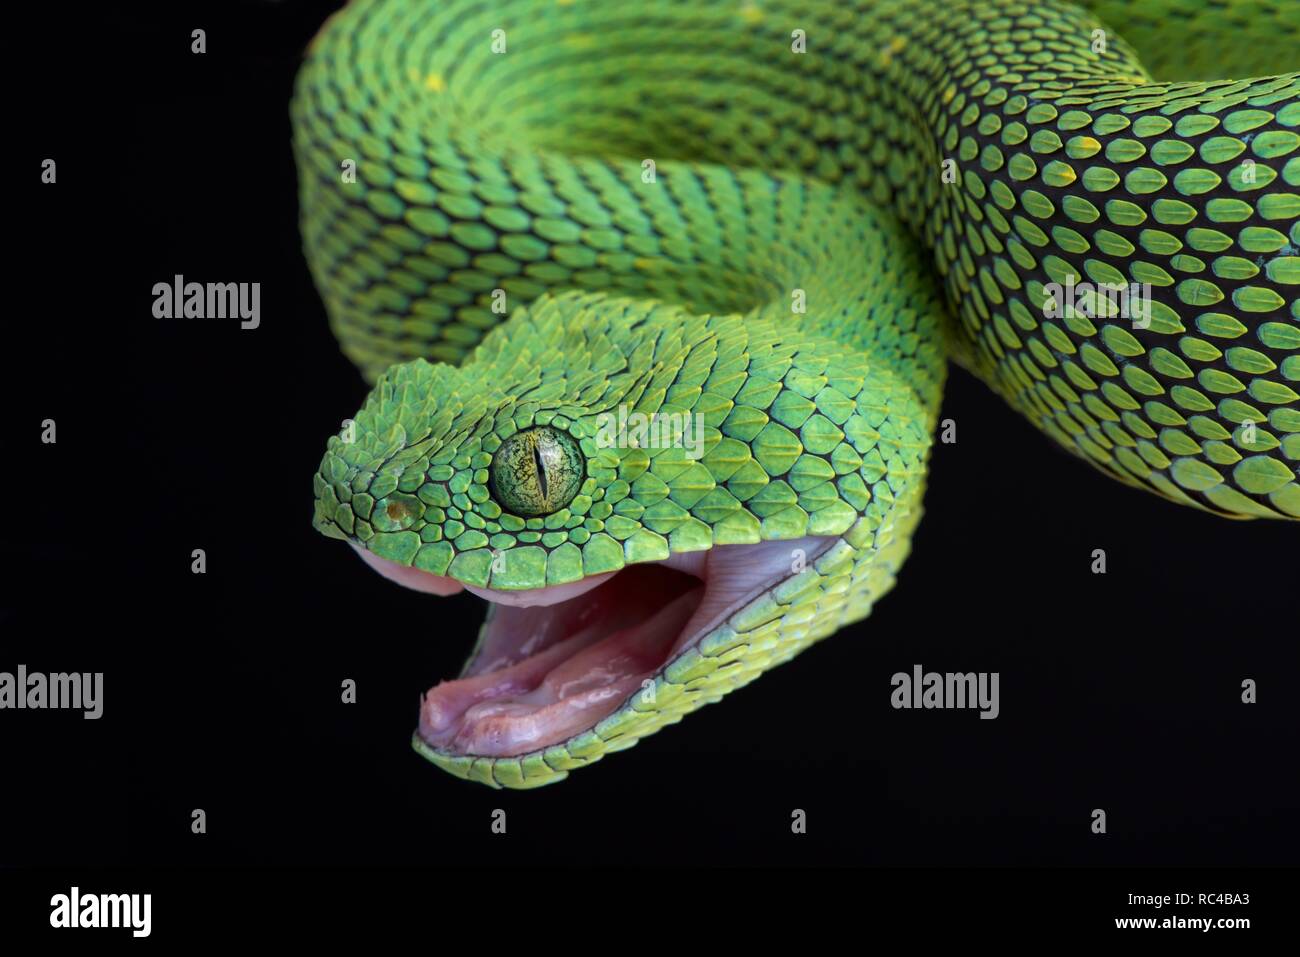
[489,427,585,517]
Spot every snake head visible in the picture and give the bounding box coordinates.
[311,289,939,786]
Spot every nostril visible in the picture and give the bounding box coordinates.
[369,493,421,532]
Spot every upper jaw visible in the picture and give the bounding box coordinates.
[355,536,837,759]
[351,543,617,604]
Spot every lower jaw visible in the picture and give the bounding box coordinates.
[400,536,837,761]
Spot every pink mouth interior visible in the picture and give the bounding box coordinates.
[355,536,831,758]
[421,564,703,756]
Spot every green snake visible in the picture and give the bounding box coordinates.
[295,0,1299,788]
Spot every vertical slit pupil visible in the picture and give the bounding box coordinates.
[533,441,548,501]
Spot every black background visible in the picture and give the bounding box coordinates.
[6,0,1297,874]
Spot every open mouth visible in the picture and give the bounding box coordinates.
[356,536,834,758]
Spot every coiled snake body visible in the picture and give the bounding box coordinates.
[296,0,1298,787]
